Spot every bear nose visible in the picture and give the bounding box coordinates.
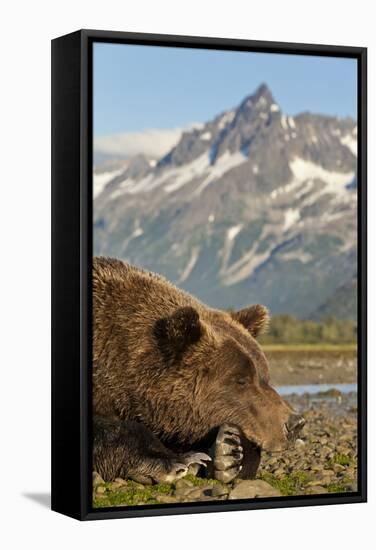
[286,413,305,432]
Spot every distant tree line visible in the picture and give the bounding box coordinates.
[258,315,357,345]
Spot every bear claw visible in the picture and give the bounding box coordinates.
[155,462,189,483]
[211,424,244,483]
[181,451,211,476]
[156,451,211,482]
[182,451,212,467]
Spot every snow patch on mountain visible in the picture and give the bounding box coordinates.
[193,151,248,195]
[132,227,144,237]
[286,158,355,213]
[118,223,144,253]
[179,247,200,282]
[220,224,272,286]
[289,157,354,199]
[281,115,288,130]
[94,169,123,198]
[270,178,305,200]
[281,250,312,263]
[164,153,210,193]
[220,225,243,274]
[110,178,137,199]
[227,224,243,241]
[107,148,249,198]
[218,111,235,129]
[340,134,357,156]
[223,241,273,286]
[200,131,212,141]
[283,208,300,231]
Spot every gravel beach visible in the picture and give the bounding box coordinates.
[93,389,358,507]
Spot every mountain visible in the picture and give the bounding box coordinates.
[93,84,357,320]
[310,279,357,321]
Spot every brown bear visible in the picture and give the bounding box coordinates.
[93,257,305,484]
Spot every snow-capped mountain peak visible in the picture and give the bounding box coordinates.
[93,84,357,320]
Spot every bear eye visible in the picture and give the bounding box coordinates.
[237,377,248,386]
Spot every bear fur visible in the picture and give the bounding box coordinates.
[92,257,303,484]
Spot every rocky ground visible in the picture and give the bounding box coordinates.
[92,390,358,508]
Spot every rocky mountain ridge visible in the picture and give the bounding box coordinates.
[93,83,357,320]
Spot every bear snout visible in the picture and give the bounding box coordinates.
[286,413,306,434]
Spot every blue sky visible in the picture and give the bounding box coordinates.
[93,42,357,138]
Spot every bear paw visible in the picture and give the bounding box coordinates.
[211,424,243,483]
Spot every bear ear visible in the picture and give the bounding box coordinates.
[231,304,270,338]
[154,306,202,362]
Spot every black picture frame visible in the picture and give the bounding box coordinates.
[51,29,367,521]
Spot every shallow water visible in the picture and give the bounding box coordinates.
[276,382,357,396]
[277,383,358,416]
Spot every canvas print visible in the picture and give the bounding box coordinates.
[92,43,358,509]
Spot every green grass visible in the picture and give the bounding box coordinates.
[260,470,356,496]
[93,468,357,507]
[329,453,354,467]
[327,477,354,493]
[258,471,310,496]
[93,480,173,508]
[92,475,221,508]
[183,474,220,487]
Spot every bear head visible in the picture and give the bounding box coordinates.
[148,303,305,453]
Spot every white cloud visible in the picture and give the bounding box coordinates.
[94,126,190,160]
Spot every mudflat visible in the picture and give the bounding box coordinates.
[266,347,357,386]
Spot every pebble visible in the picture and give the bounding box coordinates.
[110,480,127,490]
[174,486,196,498]
[92,472,105,487]
[175,478,194,489]
[306,486,328,494]
[211,484,230,497]
[307,479,326,487]
[129,481,146,489]
[114,477,127,485]
[118,485,131,493]
[258,392,357,496]
[229,480,281,499]
[188,487,211,499]
[92,392,357,506]
[156,495,178,504]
